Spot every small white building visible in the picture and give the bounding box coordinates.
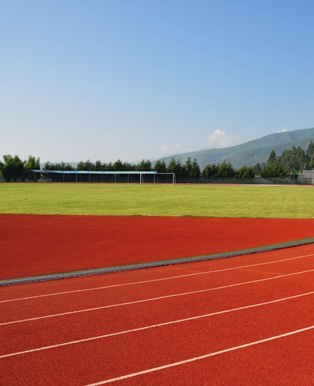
[298,170,314,184]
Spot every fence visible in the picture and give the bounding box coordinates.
[177,176,313,185]
[22,170,175,184]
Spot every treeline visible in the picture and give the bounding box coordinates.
[1,140,313,182]
[254,140,314,178]
[158,158,256,179]
[44,157,204,179]
[0,154,276,182]
[44,157,253,179]
[0,155,40,182]
[42,159,153,172]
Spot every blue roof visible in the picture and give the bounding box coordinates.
[30,170,157,174]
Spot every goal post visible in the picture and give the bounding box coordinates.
[23,170,176,184]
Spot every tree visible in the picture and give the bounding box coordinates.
[267,150,277,165]
[136,160,152,171]
[277,145,306,172]
[191,158,201,178]
[77,160,95,171]
[306,140,314,158]
[53,162,74,171]
[122,162,135,171]
[253,163,262,176]
[95,160,103,171]
[202,164,211,178]
[106,162,114,171]
[43,161,53,170]
[260,161,287,178]
[272,161,287,177]
[76,161,86,171]
[113,159,124,171]
[236,165,255,178]
[278,149,292,170]
[167,158,182,177]
[24,156,40,170]
[293,146,306,171]
[0,155,25,182]
[216,160,236,178]
[153,160,167,173]
[260,164,273,178]
[305,140,314,169]
[202,163,219,178]
[184,157,193,178]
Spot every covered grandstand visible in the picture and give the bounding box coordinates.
[23,170,176,184]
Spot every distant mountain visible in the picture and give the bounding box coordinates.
[157,127,314,170]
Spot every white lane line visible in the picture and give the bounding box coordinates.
[1,253,313,304]
[1,291,313,359]
[85,324,314,385]
[1,268,314,327]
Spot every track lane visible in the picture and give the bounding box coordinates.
[1,287,314,358]
[1,249,314,323]
[2,266,314,328]
[1,291,314,385]
[2,215,314,280]
[1,244,313,301]
[109,329,314,386]
[1,245,314,385]
[1,252,314,345]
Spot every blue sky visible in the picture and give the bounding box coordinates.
[1,0,313,164]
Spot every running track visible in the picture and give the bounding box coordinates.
[1,244,314,385]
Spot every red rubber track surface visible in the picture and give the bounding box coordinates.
[1,214,314,279]
[1,244,314,385]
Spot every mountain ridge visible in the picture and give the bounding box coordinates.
[158,127,314,169]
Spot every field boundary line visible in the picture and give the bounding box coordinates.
[1,253,313,303]
[1,237,314,286]
[2,268,314,326]
[85,324,314,385]
[1,291,313,359]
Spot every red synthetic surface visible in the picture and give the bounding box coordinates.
[1,214,314,280]
[1,244,314,385]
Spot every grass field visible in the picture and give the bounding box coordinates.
[0,183,313,218]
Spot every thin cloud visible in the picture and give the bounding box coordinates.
[207,129,243,148]
[159,143,187,156]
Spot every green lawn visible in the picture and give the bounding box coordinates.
[0,183,313,218]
